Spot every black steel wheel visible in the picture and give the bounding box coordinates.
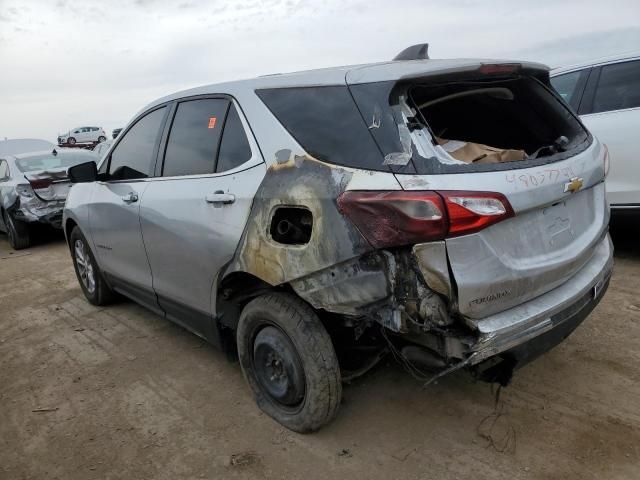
[237,292,341,433]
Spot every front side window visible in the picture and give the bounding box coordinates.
[108,106,166,180]
[216,104,252,173]
[592,60,640,113]
[162,98,229,177]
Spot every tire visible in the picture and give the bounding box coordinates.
[67,137,76,145]
[98,136,106,143]
[237,292,342,433]
[3,210,31,250]
[69,226,117,306]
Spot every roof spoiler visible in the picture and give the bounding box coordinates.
[393,43,429,61]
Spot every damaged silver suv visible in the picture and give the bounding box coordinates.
[64,46,613,432]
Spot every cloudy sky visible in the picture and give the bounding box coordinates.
[1,0,639,141]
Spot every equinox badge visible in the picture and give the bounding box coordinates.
[563,177,584,194]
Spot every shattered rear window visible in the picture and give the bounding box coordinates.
[16,153,96,173]
[256,86,386,171]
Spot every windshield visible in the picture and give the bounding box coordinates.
[15,153,96,173]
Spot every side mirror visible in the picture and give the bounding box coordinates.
[68,161,98,183]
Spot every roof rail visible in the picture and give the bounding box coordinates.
[393,43,429,61]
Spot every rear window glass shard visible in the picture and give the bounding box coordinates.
[350,76,588,174]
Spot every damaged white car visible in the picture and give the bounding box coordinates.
[63,45,613,432]
[0,148,98,249]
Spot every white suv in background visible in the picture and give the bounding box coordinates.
[58,126,107,146]
[551,53,640,213]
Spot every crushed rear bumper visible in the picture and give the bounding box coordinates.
[467,234,613,366]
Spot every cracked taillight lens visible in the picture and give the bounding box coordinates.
[337,191,447,248]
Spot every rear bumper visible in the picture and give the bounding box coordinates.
[467,234,613,365]
[13,203,64,229]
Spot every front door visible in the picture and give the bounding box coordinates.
[139,98,265,337]
[89,106,168,313]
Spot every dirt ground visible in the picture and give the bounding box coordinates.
[1,219,639,480]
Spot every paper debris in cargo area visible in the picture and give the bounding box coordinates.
[437,138,527,164]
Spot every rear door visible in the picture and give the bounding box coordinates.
[89,106,168,312]
[577,59,640,207]
[139,97,266,336]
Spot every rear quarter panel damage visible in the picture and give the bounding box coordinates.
[223,152,376,290]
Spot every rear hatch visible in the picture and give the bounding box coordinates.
[346,60,608,319]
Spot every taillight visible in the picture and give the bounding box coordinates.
[477,63,520,75]
[440,191,514,237]
[337,191,447,248]
[28,178,54,190]
[337,190,514,248]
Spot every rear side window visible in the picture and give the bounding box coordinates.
[550,70,587,110]
[592,60,640,113]
[216,105,252,173]
[256,86,384,170]
[109,107,166,180]
[162,98,229,177]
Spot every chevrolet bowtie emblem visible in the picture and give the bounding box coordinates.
[563,177,584,194]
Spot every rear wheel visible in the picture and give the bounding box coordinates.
[3,210,31,250]
[237,292,341,433]
[67,137,76,145]
[70,226,117,305]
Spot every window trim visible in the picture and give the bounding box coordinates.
[153,94,263,181]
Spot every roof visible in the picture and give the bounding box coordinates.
[145,57,549,109]
[551,51,640,75]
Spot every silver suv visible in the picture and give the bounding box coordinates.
[63,48,613,432]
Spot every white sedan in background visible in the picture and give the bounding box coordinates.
[58,126,107,146]
[551,53,640,213]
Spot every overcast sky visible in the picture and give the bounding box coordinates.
[1,0,639,141]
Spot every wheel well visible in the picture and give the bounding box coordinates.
[64,218,78,247]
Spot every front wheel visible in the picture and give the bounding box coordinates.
[97,136,106,143]
[70,226,117,305]
[237,292,342,433]
[3,210,31,250]
[67,137,76,145]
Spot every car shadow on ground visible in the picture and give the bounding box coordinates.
[0,225,66,252]
[609,213,639,259]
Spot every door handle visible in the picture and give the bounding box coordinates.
[122,192,138,203]
[205,191,235,205]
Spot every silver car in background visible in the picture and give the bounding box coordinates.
[0,148,98,249]
[63,48,613,432]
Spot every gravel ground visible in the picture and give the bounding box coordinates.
[1,219,639,480]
